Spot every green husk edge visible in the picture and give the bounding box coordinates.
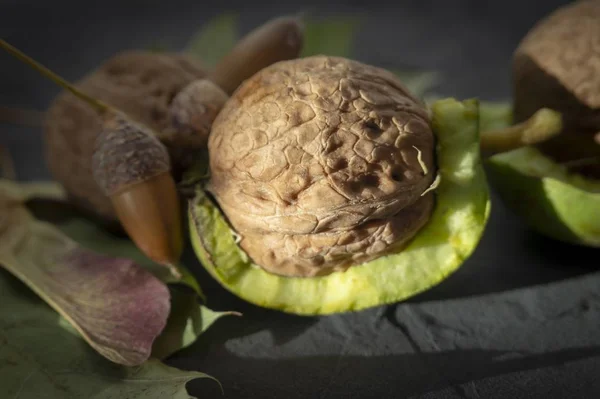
[483,102,600,246]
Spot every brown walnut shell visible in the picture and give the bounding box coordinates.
[208,56,436,277]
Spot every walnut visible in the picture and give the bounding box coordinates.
[208,56,437,277]
[513,0,600,177]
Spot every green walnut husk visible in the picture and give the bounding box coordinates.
[484,103,600,247]
[186,98,490,315]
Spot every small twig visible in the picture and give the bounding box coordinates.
[559,156,600,169]
[0,106,44,127]
[0,145,16,180]
[480,108,562,155]
[0,39,110,115]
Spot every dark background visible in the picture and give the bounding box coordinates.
[3,1,600,398]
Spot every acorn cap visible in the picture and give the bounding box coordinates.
[92,113,171,196]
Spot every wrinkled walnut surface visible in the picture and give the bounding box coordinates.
[45,51,207,220]
[208,56,436,277]
[242,194,434,277]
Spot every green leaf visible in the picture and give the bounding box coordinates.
[301,17,360,58]
[391,69,441,100]
[479,101,513,132]
[185,13,238,67]
[153,287,240,359]
[0,269,215,398]
[0,180,170,366]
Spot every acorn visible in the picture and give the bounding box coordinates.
[1,15,305,273]
[41,15,303,223]
[44,51,208,222]
[162,16,304,160]
[0,39,184,276]
[92,113,182,278]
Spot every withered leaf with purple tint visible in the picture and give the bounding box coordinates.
[21,180,238,360]
[0,179,170,366]
[0,268,216,398]
[52,207,240,359]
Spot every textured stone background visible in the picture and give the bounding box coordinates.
[3,1,600,398]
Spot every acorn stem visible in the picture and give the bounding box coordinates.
[0,39,109,114]
[480,108,563,155]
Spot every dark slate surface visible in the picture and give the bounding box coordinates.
[2,1,600,398]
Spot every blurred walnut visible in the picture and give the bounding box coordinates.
[513,0,600,177]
